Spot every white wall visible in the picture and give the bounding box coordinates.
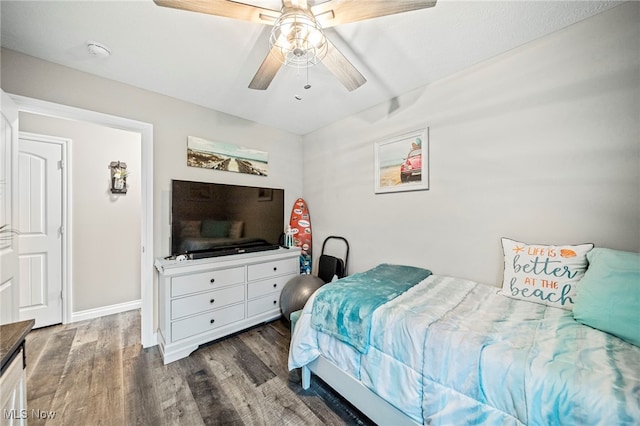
[302,2,640,286]
[19,113,141,312]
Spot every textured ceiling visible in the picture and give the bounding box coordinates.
[0,0,621,134]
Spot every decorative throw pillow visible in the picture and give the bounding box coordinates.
[573,248,640,347]
[201,220,231,238]
[229,221,244,239]
[499,238,594,310]
[180,220,201,238]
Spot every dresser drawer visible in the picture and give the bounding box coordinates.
[247,257,298,281]
[171,266,244,297]
[247,293,280,317]
[171,303,245,341]
[247,273,296,300]
[171,285,244,320]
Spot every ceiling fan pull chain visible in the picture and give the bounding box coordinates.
[294,66,303,100]
[304,58,311,90]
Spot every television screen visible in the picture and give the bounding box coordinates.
[171,180,285,257]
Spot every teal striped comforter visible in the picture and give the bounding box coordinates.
[290,273,640,425]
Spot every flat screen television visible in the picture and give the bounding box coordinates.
[171,180,285,258]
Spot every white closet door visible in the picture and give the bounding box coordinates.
[18,136,63,327]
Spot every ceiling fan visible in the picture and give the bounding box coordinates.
[154,0,437,91]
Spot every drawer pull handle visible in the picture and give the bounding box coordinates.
[273,283,277,288]
[210,298,215,304]
[273,267,277,271]
[273,300,277,305]
[210,319,215,324]
[210,278,215,283]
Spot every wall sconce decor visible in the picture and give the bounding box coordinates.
[109,161,128,194]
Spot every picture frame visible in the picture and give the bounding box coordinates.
[374,127,429,194]
[109,161,128,194]
[187,136,268,177]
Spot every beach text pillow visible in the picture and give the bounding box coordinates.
[500,238,594,310]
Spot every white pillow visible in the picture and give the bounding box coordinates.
[499,237,593,310]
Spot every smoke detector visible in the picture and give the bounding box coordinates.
[87,41,111,58]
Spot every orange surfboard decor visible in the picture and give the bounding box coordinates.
[289,198,312,274]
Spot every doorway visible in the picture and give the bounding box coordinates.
[10,94,155,348]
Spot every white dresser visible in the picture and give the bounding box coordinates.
[154,248,300,364]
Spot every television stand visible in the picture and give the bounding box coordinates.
[154,247,300,364]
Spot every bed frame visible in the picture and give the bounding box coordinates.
[291,309,419,425]
[301,356,420,425]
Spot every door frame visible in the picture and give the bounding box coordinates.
[10,94,156,348]
[1,90,20,324]
[18,132,70,325]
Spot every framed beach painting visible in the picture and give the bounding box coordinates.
[187,136,268,176]
[374,127,429,194]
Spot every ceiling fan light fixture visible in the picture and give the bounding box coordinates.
[269,8,327,68]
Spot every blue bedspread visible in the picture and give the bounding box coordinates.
[311,263,431,353]
[290,274,640,425]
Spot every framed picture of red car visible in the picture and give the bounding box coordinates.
[374,127,429,194]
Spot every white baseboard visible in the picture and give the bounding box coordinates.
[70,299,141,323]
[145,331,159,349]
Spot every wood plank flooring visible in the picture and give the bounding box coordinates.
[23,310,375,425]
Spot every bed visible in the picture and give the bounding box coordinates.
[288,248,640,425]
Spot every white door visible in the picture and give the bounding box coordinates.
[18,135,64,327]
[0,90,20,325]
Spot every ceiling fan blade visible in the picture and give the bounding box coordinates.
[248,47,285,90]
[153,0,280,24]
[322,40,366,91]
[312,0,437,28]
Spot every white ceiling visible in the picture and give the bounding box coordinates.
[0,0,621,135]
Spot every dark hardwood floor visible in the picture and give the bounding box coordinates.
[23,310,375,425]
